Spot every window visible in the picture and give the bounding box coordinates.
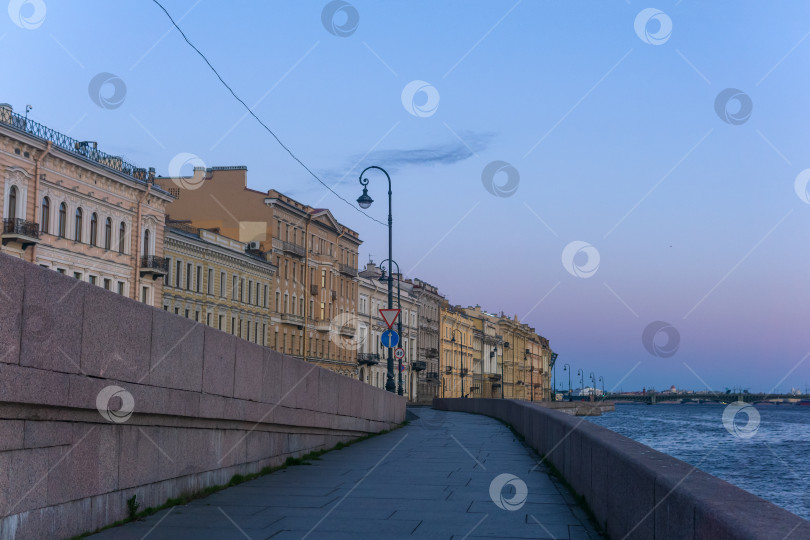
[118,222,126,254]
[175,260,182,288]
[218,315,224,330]
[165,257,172,286]
[58,203,67,238]
[117,281,124,294]
[41,197,50,233]
[103,278,111,290]
[207,268,213,295]
[73,271,82,280]
[89,275,97,285]
[186,263,192,290]
[320,302,325,320]
[275,291,280,311]
[90,213,98,246]
[104,217,111,249]
[284,293,289,313]
[141,287,149,304]
[299,298,303,316]
[8,186,17,221]
[263,285,268,307]
[248,280,253,304]
[291,295,296,315]
[142,229,151,256]
[321,270,326,287]
[220,272,226,297]
[196,266,202,293]
[206,312,211,326]
[232,276,238,300]
[74,208,83,242]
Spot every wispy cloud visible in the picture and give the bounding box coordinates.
[366,132,493,169]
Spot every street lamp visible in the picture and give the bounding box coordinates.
[589,372,596,400]
[598,376,605,399]
[358,166,395,393]
[563,363,571,401]
[577,369,584,401]
[379,259,402,396]
[527,353,533,402]
[450,329,465,398]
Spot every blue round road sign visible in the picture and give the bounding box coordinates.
[380,329,400,348]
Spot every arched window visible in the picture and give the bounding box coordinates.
[142,229,150,256]
[90,213,98,246]
[41,197,50,234]
[104,217,112,249]
[8,186,17,221]
[74,208,83,242]
[118,222,126,254]
[58,203,67,238]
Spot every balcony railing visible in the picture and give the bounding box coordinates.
[445,366,453,374]
[339,324,356,337]
[2,219,40,247]
[281,313,305,326]
[357,353,380,365]
[338,263,358,277]
[310,284,319,296]
[0,107,162,190]
[488,374,502,381]
[425,347,439,358]
[139,256,168,276]
[281,241,305,258]
[412,361,426,371]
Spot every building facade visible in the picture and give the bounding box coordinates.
[413,278,443,403]
[0,104,172,307]
[439,304,476,398]
[162,222,277,344]
[356,262,420,399]
[155,167,361,376]
[495,313,553,401]
[462,306,503,399]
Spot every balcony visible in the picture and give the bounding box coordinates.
[280,313,305,327]
[339,324,356,337]
[2,218,40,249]
[460,368,469,377]
[445,366,453,374]
[425,371,439,380]
[281,241,305,258]
[139,255,168,278]
[338,263,358,277]
[310,284,319,296]
[412,361,426,372]
[488,374,502,382]
[425,348,439,359]
[314,321,331,332]
[357,352,380,366]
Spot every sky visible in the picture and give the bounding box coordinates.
[4,0,810,393]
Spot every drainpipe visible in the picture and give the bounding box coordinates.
[30,141,52,262]
[133,174,153,301]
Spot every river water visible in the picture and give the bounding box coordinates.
[586,402,810,521]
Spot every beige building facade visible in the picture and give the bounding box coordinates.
[413,278,443,402]
[0,104,171,307]
[356,262,420,399]
[439,304,476,398]
[155,167,361,376]
[162,222,277,344]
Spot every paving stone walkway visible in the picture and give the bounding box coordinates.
[91,408,601,539]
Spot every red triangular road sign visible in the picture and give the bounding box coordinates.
[379,308,400,329]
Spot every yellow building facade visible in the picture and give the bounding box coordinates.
[439,304,476,398]
[162,222,277,344]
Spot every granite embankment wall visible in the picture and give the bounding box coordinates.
[0,253,405,539]
[433,398,810,540]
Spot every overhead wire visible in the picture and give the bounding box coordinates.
[151,0,386,226]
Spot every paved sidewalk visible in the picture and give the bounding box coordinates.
[92,408,601,539]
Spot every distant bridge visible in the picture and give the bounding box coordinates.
[604,393,808,405]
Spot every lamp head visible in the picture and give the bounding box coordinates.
[356,186,373,209]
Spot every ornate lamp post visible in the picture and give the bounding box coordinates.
[563,363,571,401]
[379,259,402,396]
[357,166,395,393]
[577,369,584,401]
[450,329,465,398]
[598,376,605,398]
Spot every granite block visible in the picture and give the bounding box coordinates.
[261,348,285,405]
[0,420,24,451]
[19,260,88,374]
[0,253,25,366]
[149,309,204,392]
[47,424,118,505]
[23,420,72,449]
[80,285,152,383]
[233,339,264,402]
[202,326,236,397]
[0,364,69,407]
